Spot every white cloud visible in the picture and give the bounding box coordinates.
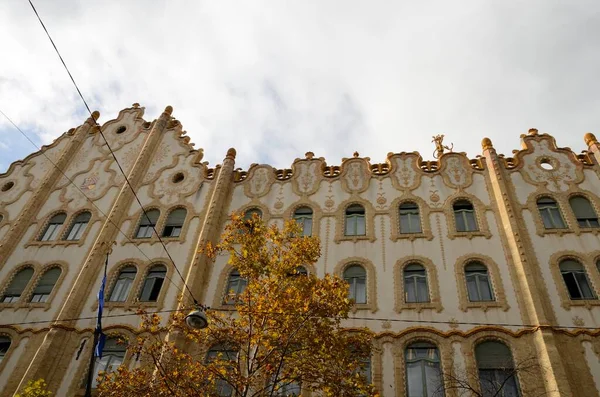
[1,0,599,172]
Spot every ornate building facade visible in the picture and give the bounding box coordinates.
[0,104,599,396]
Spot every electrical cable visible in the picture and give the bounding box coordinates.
[0,306,598,331]
[0,108,186,301]
[27,0,198,304]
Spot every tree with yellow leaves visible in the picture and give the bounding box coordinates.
[98,214,377,397]
[15,379,52,397]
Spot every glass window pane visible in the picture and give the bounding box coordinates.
[466,211,479,231]
[345,216,356,236]
[550,208,566,228]
[0,337,11,363]
[575,272,596,299]
[562,272,582,299]
[539,209,554,229]
[466,275,480,301]
[3,268,34,301]
[354,278,367,304]
[406,362,424,397]
[356,216,366,236]
[30,268,61,301]
[570,196,597,220]
[425,364,443,397]
[455,211,466,232]
[416,277,429,303]
[405,277,417,303]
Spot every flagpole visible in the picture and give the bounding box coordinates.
[84,245,111,397]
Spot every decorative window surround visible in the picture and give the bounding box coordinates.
[334,197,376,244]
[549,252,600,310]
[389,196,434,242]
[26,208,98,248]
[283,199,323,238]
[394,256,443,313]
[122,204,194,246]
[0,261,67,310]
[565,191,600,236]
[454,254,510,312]
[525,191,573,237]
[97,259,172,312]
[333,257,378,313]
[236,201,272,224]
[444,194,492,240]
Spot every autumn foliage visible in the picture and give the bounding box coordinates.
[98,214,376,396]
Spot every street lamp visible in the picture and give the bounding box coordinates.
[185,308,208,329]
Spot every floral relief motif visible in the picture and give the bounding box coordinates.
[440,154,472,188]
[519,139,583,192]
[244,166,274,198]
[392,156,420,190]
[292,161,321,195]
[341,160,370,193]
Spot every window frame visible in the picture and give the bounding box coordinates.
[569,195,600,229]
[91,337,127,388]
[108,266,138,302]
[65,211,92,241]
[29,267,62,303]
[344,264,367,305]
[465,263,496,303]
[455,255,509,312]
[223,269,248,305]
[161,208,187,238]
[345,204,366,237]
[0,267,35,304]
[39,212,67,242]
[537,197,567,230]
[335,258,378,312]
[293,206,313,237]
[0,336,11,365]
[475,340,521,397]
[559,259,596,300]
[453,200,479,233]
[399,202,423,234]
[139,264,167,302]
[134,209,160,239]
[404,342,445,397]
[403,264,430,304]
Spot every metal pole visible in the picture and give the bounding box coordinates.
[84,329,99,397]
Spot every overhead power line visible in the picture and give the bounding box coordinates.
[0,306,598,331]
[27,0,198,305]
[0,108,186,301]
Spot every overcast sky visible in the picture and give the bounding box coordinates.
[1,0,599,173]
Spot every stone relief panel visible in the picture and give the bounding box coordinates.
[94,107,148,153]
[291,154,324,196]
[516,136,584,192]
[389,153,423,191]
[243,165,275,198]
[60,158,119,205]
[340,157,371,194]
[440,153,474,189]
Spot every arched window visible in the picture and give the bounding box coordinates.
[400,202,422,234]
[537,197,566,229]
[92,337,126,388]
[206,344,237,396]
[465,262,495,302]
[40,212,67,241]
[559,259,596,300]
[224,269,247,304]
[65,211,91,241]
[453,200,478,232]
[135,209,160,238]
[404,264,429,303]
[244,208,262,220]
[345,204,366,236]
[162,208,186,237]
[1,267,34,303]
[569,196,599,228]
[0,337,11,364]
[293,206,313,236]
[476,341,520,397]
[109,266,137,302]
[139,265,167,302]
[30,267,61,303]
[405,342,444,397]
[344,265,367,304]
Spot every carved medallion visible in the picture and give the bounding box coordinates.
[341,159,370,193]
[390,154,421,191]
[80,173,99,191]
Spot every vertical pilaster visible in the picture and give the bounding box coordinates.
[15,106,175,393]
[0,112,99,269]
[482,137,572,396]
[182,148,236,306]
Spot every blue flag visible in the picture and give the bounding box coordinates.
[95,254,108,359]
